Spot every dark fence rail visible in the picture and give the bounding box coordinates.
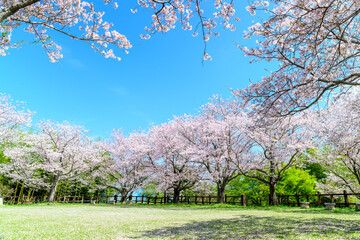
[278,191,360,208]
[3,191,360,207]
[3,194,247,206]
[127,194,247,206]
[3,195,89,204]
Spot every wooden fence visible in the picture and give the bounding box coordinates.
[3,191,360,207]
[3,194,247,206]
[126,194,247,206]
[3,195,88,204]
[278,190,360,207]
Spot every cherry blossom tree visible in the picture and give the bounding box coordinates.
[240,112,313,205]
[0,0,237,62]
[236,0,360,116]
[311,89,360,194]
[96,129,151,202]
[148,120,202,203]
[2,120,100,202]
[179,97,252,203]
[0,93,32,197]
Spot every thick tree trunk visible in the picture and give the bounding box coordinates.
[268,182,278,205]
[217,182,226,203]
[268,160,279,205]
[120,189,129,203]
[120,196,127,203]
[48,175,60,202]
[173,188,181,204]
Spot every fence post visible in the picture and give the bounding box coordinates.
[296,193,300,207]
[344,190,349,207]
[208,196,211,204]
[141,195,144,204]
[241,194,246,207]
[195,196,198,204]
[81,195,84,204]
[154,196,157,205]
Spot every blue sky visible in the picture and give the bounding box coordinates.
[0,1,272,139]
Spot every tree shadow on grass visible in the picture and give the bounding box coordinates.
[133,215,360,239]
[108,204,360,215]
[261,207,360,215]
[105,204,246,211]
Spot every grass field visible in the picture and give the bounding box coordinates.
[1,204,360,239]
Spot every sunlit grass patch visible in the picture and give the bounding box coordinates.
[1,204,359,239]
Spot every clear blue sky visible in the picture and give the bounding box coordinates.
[0,1,272,138]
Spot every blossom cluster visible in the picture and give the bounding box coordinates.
[0,0,238,62]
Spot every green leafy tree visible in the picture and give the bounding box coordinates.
[226,176,269,206]
[227,167,318,206]
[300,149,328,183]
[276,167,317,195]
[140,183,161,198]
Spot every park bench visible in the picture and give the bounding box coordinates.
[325,202,335,210]
[300,202,309,208]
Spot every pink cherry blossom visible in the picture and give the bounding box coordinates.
[2,120,100,202]
[96,129,152,202]
[237,0,360,115]
[0,0,238,61]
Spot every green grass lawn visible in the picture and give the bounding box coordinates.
[1,203,360,239]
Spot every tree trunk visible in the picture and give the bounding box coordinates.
[48,175,60,202]
[268,160,279,205]
[217,182,226,203]
[173,188,181,204]
[120,189,129,203]
[120,195,127,203]
[268,182,278,205]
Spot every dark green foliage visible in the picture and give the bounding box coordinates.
[303,163,327,183]
[301,149,328,182]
